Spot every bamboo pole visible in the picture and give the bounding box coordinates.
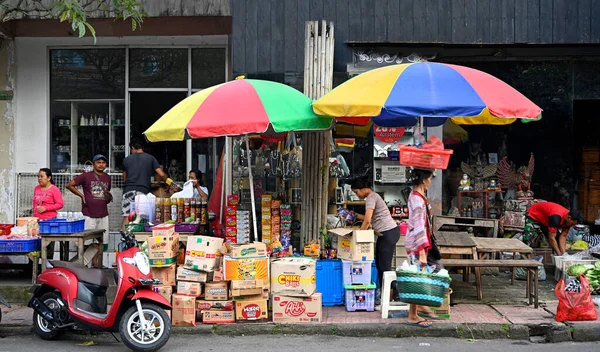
[320,20,327,98]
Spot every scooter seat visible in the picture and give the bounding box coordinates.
[50,261,109,287]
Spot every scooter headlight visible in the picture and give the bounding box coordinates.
[134,251,150,275]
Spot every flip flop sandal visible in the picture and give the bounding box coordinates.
[418,312,441,320]
[405,319,432,328]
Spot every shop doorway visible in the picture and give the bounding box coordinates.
[130,91,188,182]
[573,100,600,153]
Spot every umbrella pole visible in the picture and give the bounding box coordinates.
[220,137,227,228]
[245,135,259,242]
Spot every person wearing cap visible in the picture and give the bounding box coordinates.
[66,154,112,267]
[526,202,579,256]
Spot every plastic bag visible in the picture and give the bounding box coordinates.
[555,275,598,322]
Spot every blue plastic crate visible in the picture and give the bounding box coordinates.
[371,261,379,296]
[316,259,344,307]
[342,260,373,285]
[0,238,41,253]
[344,283,376,312]
[39,218,85,234]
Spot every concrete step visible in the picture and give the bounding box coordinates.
[0,269,117,305]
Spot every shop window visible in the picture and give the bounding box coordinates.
[50,49,126,173]
[50,49,125,100]
[192,48,227,89]
[129,49,188,88]
[191,137,225,196]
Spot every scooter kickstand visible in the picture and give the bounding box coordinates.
[110,332,120,343]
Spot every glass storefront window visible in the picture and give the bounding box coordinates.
[50,49,126,173]
[129,49,188,88]
[51,49,125,100]
[192,48,227,89]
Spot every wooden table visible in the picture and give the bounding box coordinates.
[433,215,500,238]
[473,237,534,284]
[435,231,482,299]
[41,230,105,272]
[0,250,40,283]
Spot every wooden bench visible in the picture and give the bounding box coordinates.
[442,259,543,308]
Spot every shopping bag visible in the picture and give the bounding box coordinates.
[555,275,598,322]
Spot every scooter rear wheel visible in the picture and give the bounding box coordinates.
[32,292,65,340]
[120,303,171,352]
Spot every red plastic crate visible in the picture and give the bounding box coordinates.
[399,145,453,170]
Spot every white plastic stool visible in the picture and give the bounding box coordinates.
[381,271,409,319]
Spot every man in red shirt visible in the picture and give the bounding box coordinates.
[526,202,579,256]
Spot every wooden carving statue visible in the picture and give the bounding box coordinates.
[460,162,498,190]
[497,153,535,199]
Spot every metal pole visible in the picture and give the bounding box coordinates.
[220,136,227,225]
[245,135,259,242]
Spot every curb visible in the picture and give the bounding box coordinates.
[0,322,546,341]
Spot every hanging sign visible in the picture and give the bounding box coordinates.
[374,125,405,143]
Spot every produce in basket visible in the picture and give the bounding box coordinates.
[584,261,600,293]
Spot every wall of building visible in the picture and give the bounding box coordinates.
[0,40,15,222]
[232,0,600,76]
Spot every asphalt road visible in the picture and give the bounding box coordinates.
[0,335,599,352]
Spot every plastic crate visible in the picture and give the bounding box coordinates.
[371,261,379,296]
[39,218,85,234]
[344,283,376,312]
[399,145,453,170]
[342,260,373,285]
[0,238,41,253]
[316,259,344,306]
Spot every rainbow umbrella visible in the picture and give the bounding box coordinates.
[312,62,542,127]
[144,78,332,142]
[443,120,469,145]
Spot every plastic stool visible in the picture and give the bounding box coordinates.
[381,271,409,319]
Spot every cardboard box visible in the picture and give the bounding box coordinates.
[204,281,229,301]
[184,235,224,272]
[147,233,180,267]
[176,266,208,283]
[223,242,268,259]
[223,256,270,290]
[196,300,234,311]
[202,310,235,324]
[328,228,375,261]
[172,294,196,326]
[231,287,269,298]
[235,299,268,321]
[272,293,322,323]
[270,257,316,297]
[151,223,175,237]
[177,281,203,297]
[151,264,176,286]
[212,268,224,282]
[152,285,172,303]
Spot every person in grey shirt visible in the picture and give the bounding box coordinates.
[121,138,170,229]
[350,177,400,310]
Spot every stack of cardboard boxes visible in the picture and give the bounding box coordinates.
[224,242,270,322]
[270,257,322,323]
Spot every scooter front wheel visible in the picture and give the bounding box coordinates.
[120,303,171,352]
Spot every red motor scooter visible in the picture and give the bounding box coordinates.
[28,230,171,352]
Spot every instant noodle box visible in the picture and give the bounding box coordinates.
[151,264,176,286]
[204,281,229,301]
[235,299,268,321]
[176,266,208,283]
[151,223,175,237]
[328,228,375,261]
[270,257,316,297]
[172,294,196,327]
[223,242,268,259]
[177,281,202,297]
[184,235,223,272]
[223,256,270,290]
[147,233,179,267]
[272,293,322,323]
[196,300,233,311]
[202,310,235,324]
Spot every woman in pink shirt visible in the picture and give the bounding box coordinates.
[32,168,64,220]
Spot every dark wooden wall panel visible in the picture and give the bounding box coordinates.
[231,0,600,74]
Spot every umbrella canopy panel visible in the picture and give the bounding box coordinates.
[312,62,542,127]
[144,79,332,142]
